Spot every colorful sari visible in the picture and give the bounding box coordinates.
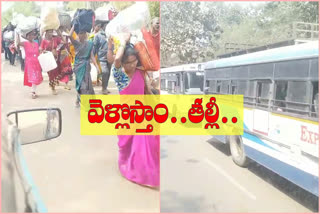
[58,44,72,83]
[73,40,95,96]
[113,67,160,187]
[40,36,63,88]
[142,28,160,71]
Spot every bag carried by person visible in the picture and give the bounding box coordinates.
[58,12,72,30]
[38,51,57,72]
[95,4,114,22]
[40,8,60,34]
[71,9,95,34]
[3,31,14,41]
[9,42,16,54]
[11,13,25,27]
[105,2,150,37]
[16,16,40,38]
[134,41,157,71]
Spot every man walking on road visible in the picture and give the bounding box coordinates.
[93,21,112,94]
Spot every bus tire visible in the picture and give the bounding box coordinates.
[229,136,249,167]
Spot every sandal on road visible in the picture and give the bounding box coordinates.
[31,92,37,99]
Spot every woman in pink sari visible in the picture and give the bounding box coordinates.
[108,34,159,187]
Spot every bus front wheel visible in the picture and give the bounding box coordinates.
[229,136,249,167]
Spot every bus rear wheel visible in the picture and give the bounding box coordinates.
[229,136,249,167]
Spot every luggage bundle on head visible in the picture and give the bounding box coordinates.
[129,30,158,71]
[11,13,25,27]
[16,16,40,38]
[105,2,150,37]
[40,8,60,34]
[105,2,158,71]
[58,12,72,30]
[95,4,115,22]
[72,9,95,34]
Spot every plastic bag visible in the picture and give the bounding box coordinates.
[71,9,95,34]
[134,41,157,71]
[105,2,150,37]
[11,13,25,26]
[16,16,40,38]
[130,29,144,44]
[40,8,60,34]
[111,30,143,55]
[90,63,98,82]
[95,4,114,21]
[3,31,14,41]
[58,12,72,30]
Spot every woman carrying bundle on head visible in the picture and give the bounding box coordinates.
[107,33,159,188]
[68,25,101,108]
[40,29,66,95]
[16,29,43,99]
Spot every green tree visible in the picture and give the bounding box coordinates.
[111,2,135,11]
[148,1,159,18]
[65,1,86,11]
[161,2,223,66]
[2,2,40,27]
[161,1,319,66]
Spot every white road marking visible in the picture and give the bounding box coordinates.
[204,158,257,200]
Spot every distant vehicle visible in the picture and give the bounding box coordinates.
[160,63,204,95]
[2,108,62,212]
[205,41,319,196]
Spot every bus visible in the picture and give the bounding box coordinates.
[204,41,319,196]
[160,63,204,95]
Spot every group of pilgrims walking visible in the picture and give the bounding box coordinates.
[3,3,160,188]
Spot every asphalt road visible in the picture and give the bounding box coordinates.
[160,135,318,213]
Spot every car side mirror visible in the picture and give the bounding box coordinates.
[7,108,62,145]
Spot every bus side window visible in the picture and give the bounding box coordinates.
[256,80,272,108]
[184,73,189,91]
[216,81,221,94]
[274,81,288,112]
[231,86,237,94]
[161,79,166,91]
[312,81,319,118]
[237,81,248,95]
[221,80,229,94]
[314,93,319,118]
[208,80,216,94]
[246,81,256,106]
[286,81,311,116]
[200,77,204,92]
[230,81,237,94]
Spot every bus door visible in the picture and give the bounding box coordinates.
[176,73,181,94]
[253,80,272,136]
[183,72,189,94]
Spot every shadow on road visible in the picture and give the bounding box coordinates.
[160,148,168,159]
[205,137,318,212]
[206,137,231,156]
[160,191,214,213]
[247,162,319,212]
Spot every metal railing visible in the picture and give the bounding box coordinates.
[293,22,319,41]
